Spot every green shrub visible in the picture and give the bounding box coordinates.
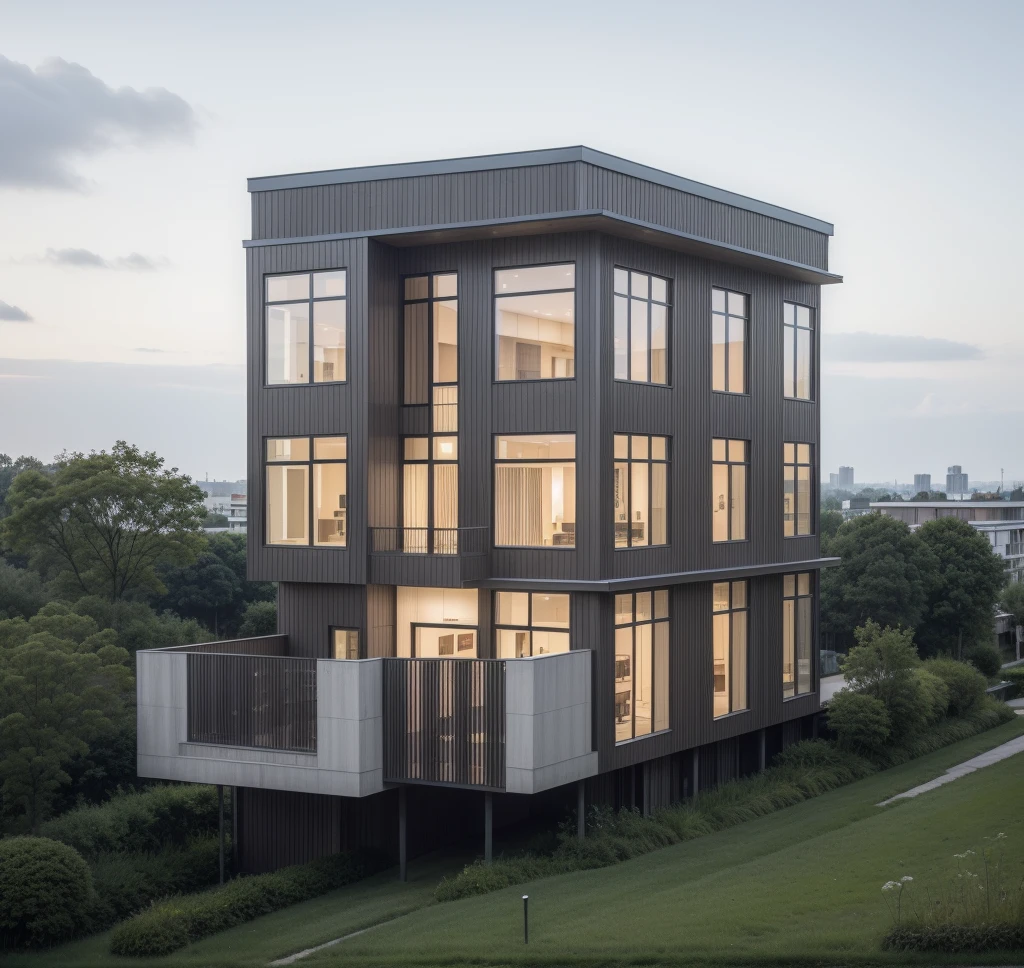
[40,784,219,860]
[88,834,222,927]
[878,700,1013,766]
[965,644,1002,678]
[1002,666,1024,698]
[914,668,950,723]
[922,657,988,716]
[884,922,1024,953]
[109,848,388,957]
[827,690,891,755]
[0,837,93,949]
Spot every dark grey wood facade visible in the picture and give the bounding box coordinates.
[246,148,838,789]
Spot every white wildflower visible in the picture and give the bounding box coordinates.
[996,833,1007,840]
[901,875,913,882]
[882,881,899,892]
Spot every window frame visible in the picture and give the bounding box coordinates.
[711,287,749,395]
[783,442,815,538]
[492,432,577,549]
[613,434,670,549]
[493,591,572,658]
[493,261,577,383]
[782,572,815,700]
[711,438,750,543]
[613,266,671,386]
[263,434,348,549]
[329,626,360,660]
[712,580,749,719]
[400,434,459,552]
[264,269,348,388]
[401,270,459,407]
[783,301,815,402]
[613,589,670,744]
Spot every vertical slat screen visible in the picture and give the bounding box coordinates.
[383,658,505,790]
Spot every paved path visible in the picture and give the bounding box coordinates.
[877,734,1024,806]
[269,918,397,965]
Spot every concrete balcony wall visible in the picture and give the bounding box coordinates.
[504,650,598,794]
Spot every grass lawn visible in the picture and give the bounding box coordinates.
[10,717,1024,968]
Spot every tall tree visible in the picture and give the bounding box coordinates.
[915,517,1006,658]
[1,443,205,603]
[820,509,844,553]
[820,513,938,650]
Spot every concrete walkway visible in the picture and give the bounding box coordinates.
[877,734,1024,806]
[269,918,396,965]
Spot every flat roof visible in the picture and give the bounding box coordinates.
[872,501,1024,508]
[247,146,833,236]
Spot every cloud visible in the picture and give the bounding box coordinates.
[0,55,197,190]
[0,301,32,322]
[38,248,166,270]
[826,331,983,363]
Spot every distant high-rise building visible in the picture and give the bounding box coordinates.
[829,473,839,487]
[838,466,854,488]
[914,473,931,494]
[946,465,969,495]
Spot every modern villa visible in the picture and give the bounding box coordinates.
[136,147,841,873]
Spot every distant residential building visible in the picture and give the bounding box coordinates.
[872,500,1024,583]
[828,473,839,487]
[841,497,872,520]
[946,465,969,497]
[838,466,854,488]
[913,473,931,493]
[204,493,247,533]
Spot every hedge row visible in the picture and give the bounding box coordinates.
[435,740,875,902]
[40,784,220,860]
[1002,665,1024,697]
[884,922,1024,953]
[109,848,389,957]
[434,702,1014,904]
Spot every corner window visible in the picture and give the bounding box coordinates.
[402,435,458,554]
[403,273,458,428]
[783,302,814,400]
[614,590,669,742]
[784,443,813,537]
[712,438,748,542]
[783,573,814,699]
[711,288,747,393]
[614,434,668,548]
[331,627,359,659]
[494,435,575,547]
[266,270,347,385]
[613,268,669,384]
[713,581,748,717]
[495,264,575,380]
[495,592,570,657]
[265,436,347,547]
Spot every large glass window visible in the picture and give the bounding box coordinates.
[495,435,575,547]
[265,436,347,547]
[495,592,570,658]
[783,302,814,400]
[266,270,347,385]
[613,268,669,384]
[712,438,748,542]
[784,443,813,537]
[614,434,668,548]
[711,288,747,393]
[495,264,575,381]
[403,273,458,417]
[783,573,814,699]
[713,581,748,717]
[331,627,359,660]
[614,590,670,742]
[402,435,458,553]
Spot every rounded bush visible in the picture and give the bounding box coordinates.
[0,836,93,948]
[965,644,1001,679]
[922,658,988,716]
[915,667,951,724]
[826,690,891,755]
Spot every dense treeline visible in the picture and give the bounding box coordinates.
[0,444,273,835]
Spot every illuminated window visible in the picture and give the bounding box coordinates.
[266,271,347,385]
[712,438,748,541]
[613,268,669,384]
[783,302,814,400]
[713,581,748,717]
[495,264,575,380]
[331,628,359,660]
[265,436,346,547]
[783,573,814,699]
[711,288,747,393]
[494,435,575,547]
[784,443,814,536]
[613,434,669,547]
[495,592,570,658]
[614,590,669,742]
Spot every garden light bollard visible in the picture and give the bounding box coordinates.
[523,894,529,943]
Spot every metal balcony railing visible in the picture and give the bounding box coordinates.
[369,526,488,556]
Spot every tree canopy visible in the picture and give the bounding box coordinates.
[1,443,205,603]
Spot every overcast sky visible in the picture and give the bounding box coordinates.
[1,0,1021,485]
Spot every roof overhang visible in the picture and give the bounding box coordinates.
[243,210,842,286]
[464,557,841,593]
